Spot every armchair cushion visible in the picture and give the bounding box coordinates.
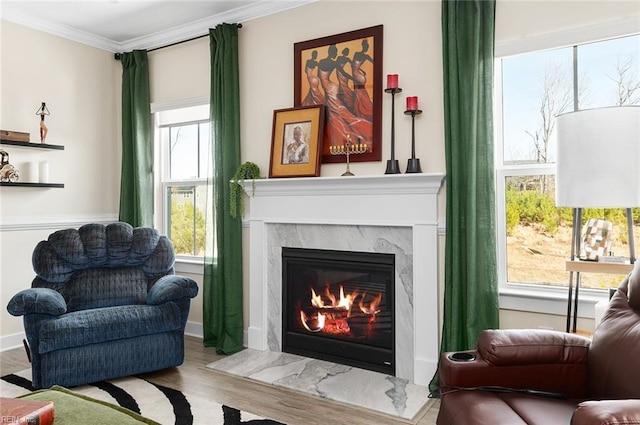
[7,288,67,316]
[37,303,182,354]
[571,400,640,425]
[441,329,591,399]
[588,275,640,400]
[147,275,199,305]
[478,329,590,366]
[32,224,171,283]
[54,267,148,311]
[627,260,640,309]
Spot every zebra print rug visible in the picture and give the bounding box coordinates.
[1,369,284,425]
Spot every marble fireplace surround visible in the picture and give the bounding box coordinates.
[245,173,445,387]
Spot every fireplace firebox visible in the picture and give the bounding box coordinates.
[282,247,395,375]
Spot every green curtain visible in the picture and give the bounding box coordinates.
[119,50,153,227]
[203,23,243,354]
[431,0,500,391]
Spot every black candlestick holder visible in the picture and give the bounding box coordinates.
[404,109,423,173]
[384,87,402,174]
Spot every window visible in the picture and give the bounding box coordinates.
[155,104,210,260]
[495,34,640,294]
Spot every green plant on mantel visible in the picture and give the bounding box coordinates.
[230,161,261,219]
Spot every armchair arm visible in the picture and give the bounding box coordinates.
[478,329,590,365]
[440,329,591,399]
[571,400,640,425]
[7,288,67,316]
[147,275,198,305]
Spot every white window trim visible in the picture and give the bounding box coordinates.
[174,256,204,275]
[494,19,639,318]
[152,97,210,274]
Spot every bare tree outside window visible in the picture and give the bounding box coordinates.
[610,56,640,106]
[500,34,640,290]
[526,61,573,166]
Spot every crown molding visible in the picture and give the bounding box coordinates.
[119,0,318,52]
[2,0,318,54]
[1,5,120,52]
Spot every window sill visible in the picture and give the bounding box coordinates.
[499,284,609,319]
[175,257,204,275]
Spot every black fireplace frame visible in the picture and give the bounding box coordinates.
[281,247,395,376]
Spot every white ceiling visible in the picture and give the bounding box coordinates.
[1,0,315,52]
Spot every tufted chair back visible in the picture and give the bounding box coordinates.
[587,260,640,399]
[31,222,175,312]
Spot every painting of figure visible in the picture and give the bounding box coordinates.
[294,25,383,164]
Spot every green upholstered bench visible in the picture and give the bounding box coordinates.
[19,386,160,425]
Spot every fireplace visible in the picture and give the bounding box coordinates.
[244,174,444,386]
[282,247,395,375]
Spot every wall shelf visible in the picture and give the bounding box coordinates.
[0,140,64,150]
[1,139,65,188]
[0,182,64,188]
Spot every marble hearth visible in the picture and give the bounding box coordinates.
[244,174,444,387]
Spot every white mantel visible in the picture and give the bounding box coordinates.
[244,173,445,387]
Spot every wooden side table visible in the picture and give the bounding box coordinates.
[565,260,634,333]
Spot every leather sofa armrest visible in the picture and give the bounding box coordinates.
[571,400,640,425]
[147,275,199,305]
[7,288,67,316]
[439,329,591,399]
[478,329,590,366]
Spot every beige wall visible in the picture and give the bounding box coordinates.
[148,0,640,335]
[0,20,121,344]
[1,0,638,346]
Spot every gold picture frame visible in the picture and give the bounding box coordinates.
[269,105,325,178]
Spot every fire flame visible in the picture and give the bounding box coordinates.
[359,292,382,316]
[300,285,383,335]
[312,285,358,312]
[310,288,324,308]
[301,310,324,332]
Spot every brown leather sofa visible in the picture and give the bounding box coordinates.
[437,263,640,425]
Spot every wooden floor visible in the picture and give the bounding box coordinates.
[1,336,440,425]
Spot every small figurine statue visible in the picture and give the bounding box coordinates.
[0,149,19,182]
[35,102,50,143]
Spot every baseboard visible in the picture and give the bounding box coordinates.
[184,321,203,339]
[184,323,249,348]
[0,331,26,352]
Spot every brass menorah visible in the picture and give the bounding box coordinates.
[329,136,368,176]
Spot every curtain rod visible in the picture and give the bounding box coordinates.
[114,23,242,60]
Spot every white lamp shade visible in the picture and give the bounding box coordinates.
[555,106,640,208]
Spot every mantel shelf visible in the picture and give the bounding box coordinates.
[0,140,64,150]
[0,182,64,188]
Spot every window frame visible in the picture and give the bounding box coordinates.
[494,19,639,318]
[151,97,210,274]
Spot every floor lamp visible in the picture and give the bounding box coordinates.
[555,106,640,333]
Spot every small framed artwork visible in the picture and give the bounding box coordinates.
[269,105,325,178]
[294,25,383,164]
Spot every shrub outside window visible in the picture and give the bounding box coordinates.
[496,34,640,292]
[155,105,210,259]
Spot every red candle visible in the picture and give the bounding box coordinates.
[406,96,418,111]
[387,74,398,89]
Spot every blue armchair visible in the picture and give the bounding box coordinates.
[7,222,199,389]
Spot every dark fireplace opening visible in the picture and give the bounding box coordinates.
[282,247,395,376]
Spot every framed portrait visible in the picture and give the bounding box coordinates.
[269,105,325,178]
[294,25,383,164]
